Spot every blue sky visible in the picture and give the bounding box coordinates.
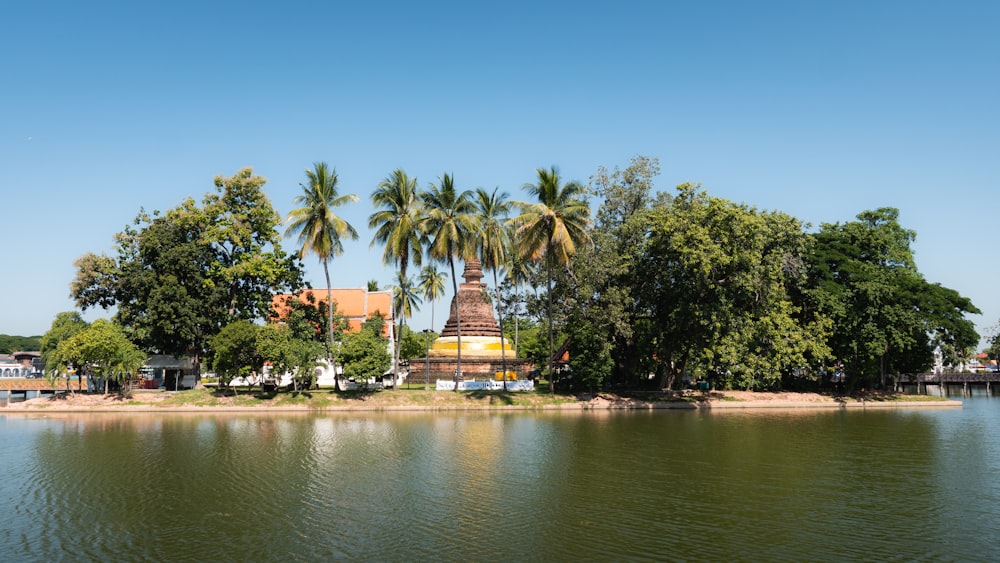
[3,1,998,345]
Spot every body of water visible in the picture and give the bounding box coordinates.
[2,399,999,561]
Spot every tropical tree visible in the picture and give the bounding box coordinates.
[807,208,978,389]
[340,316,392,389]
[285,162,359,386]
[637,184,832,391]
[392,271,422,381]
[499,255,538,353]
[511,166,592,392]
[211,320,264,392]
[417,264,447,390]
[417,264,448,333]
[72,168,305,375]
[256,323,323,392]
[56,319,146,395]
[398,324,433,362]
[475,186,514,387]
[369,169,425,378]
[581,156,660,389]
[369,170,423,280]
[0,334,40,354]
[422,173,477,388]
[40,312,88,390]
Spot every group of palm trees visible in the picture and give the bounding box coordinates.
[284,163,591,391]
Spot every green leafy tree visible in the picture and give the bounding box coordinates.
[40,312,89,386]
[637,184,830,391]
[340,319,392,388]
[516,324,558,372]
[568,320,614,392]
[208,168,305,319]
[0,335,41,354]
[256,323,323,392]
[285,162,359,385]
[72,168,305,375]
[808,208,978,389]
[211,320,264,392]
[987,325,1000,372]
[570,156,660,389]
[56,319,145,395]
[398,324,431,362]
[421,173,477,388]
[511,166,592,392]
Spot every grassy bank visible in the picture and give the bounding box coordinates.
[2,387,960,412]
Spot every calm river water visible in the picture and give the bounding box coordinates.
[2,398,1000,561]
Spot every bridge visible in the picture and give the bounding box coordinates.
[898,372,1000,395]
[0,378,77,403]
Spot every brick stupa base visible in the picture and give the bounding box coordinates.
[407,356,533,385]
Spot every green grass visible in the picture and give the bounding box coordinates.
[126,386,588,409]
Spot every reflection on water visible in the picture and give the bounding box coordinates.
[2,403,1000,561]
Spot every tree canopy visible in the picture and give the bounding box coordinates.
[807,208,980,389]
[71,168,305,373]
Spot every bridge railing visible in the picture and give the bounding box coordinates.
[901,372,1000,384]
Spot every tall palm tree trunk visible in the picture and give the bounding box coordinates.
[427,299,435,391]
[494,269,508,391]
[324,263,339,390]
[396,314,404,387]
[514,279,520,352]
[450,257,462,391]
[547,252,554,395]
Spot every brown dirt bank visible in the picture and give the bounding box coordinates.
[2,388,960,413]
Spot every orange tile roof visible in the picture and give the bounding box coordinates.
[271,289,394,335]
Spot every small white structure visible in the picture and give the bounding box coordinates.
[0,361,30,378]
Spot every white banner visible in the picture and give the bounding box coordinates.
[435,380,534,392]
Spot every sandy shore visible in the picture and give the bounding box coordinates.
[1,388,961,413]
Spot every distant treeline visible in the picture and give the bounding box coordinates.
[0,334,41,354]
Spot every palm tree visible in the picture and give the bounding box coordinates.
[392,271,421,387]
[369,169,424,379]
[475,187,514,389]
[511,166,591,393]
[421,173,477,390]
[417,263,447,390]
[285,162,359,386]
[417,264,448,334]
[506,254,536,353]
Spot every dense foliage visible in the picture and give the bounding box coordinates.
[340,317,391,385]
[47,318,145,394]
[806,208,980,390]
[0,334,41,353]
[40,312,88,377]
[39,155,978,396]
[555,157,979,391]
[71,168,306,373]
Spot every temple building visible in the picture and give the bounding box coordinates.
[411,258,532,384]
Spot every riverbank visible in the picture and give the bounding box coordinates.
[1,387,960,412]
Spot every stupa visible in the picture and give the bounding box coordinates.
[410,258,531,384]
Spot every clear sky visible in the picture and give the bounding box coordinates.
[2,1,998,345]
